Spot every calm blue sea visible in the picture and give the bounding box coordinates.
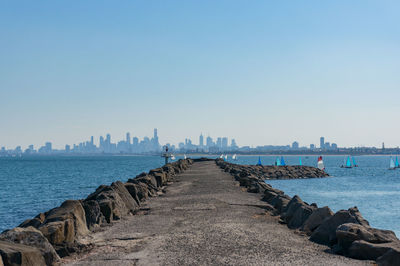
[0,155,166,233]
[1,155,399,237]
[227,155,400,236]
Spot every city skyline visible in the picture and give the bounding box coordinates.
[1,1,400,149]
[1,128,398,156]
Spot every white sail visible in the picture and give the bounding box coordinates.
[390,157,395,169]
[171,155,176,160]
[232,154,237,160]
[184,154,187,159]
[317,160,325,170]
[224,155,228,160]
[220,154,223,159]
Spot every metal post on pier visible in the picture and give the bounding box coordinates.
[161,146,172,165]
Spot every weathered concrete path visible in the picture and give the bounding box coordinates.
[63,161,370,266]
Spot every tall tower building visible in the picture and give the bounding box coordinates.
[90,136,94,146]
[154,128,158,139]
[126,132,131,145]
[199,134,204,147]
[320,137,325,149]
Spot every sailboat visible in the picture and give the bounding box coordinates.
[184,154,187,160]
[341,156,352,168]
[280,156,286,166]
[232,154,237,160]
[395,157,399,169]
[275,157,281,166]
[171,154,176,160]
[224,155,228,160]
[257,156,262,166]
[352,157,358,167]
[299,157,302,166]
[389,157,396,170]
[317,156,325,170]
[219,154,223,159]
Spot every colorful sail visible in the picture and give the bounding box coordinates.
[390,157,395,169]
[299,157,302,166]
[280,156,286,166]
[352,157,357,166]
[395,157,399,168]
[317,156,325,170]
[257,156,262,166]
[276,157,281,166]
[346,156,352,168]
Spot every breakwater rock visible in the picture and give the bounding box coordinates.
[216,159,400,265]
[0,159,194,266]
[218,160,329,180]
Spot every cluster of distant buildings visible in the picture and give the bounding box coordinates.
[0,132,399,156]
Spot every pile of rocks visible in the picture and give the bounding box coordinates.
[0,158,193,266]
[217,159,400,265]
[218,160,329,180]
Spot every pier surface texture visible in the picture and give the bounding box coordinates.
[64,161,369,266]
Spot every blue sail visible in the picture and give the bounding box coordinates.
[280,156,286,166]
[396,157,399,168]
[299,157,302,166]
[346,156,352,168]
[276,157,281,166]
[352,157,357,166]
[257,156,262,166]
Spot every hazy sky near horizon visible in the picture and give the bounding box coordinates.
[1,1,399,149]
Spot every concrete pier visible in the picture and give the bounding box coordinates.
[63,161,367,265]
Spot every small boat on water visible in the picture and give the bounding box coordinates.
[341,156,353,168]
[280,156,286,166]
[232,154,237,160]
[317,156,325,170]
[219,154,224,159]
[275,157,281,166]
[395,157,399,168]
[299,157,302,166]
[257,156,262,166]
[171,154,176,160]
[224,155,228,160]
[352,157,358,167]
[389,157,396,170]
[184,154,187,159]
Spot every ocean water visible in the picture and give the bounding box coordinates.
[226,155,400,236]
[1,155,399,238]
[0,155,166,233]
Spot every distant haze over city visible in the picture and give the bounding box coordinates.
[1,1,399,148]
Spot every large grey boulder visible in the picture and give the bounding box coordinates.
[0,227,59,265]
[82,200,105,230]
[377,248,400,266]
[0,240,46,266]
[281,195,315,229]
[310,207,369,246]
[347,240,398,260]
[336,223,398,251]
[38,200,89,247]
[85,181,138,224]
[269,194,292,213]
[301,206,333,235]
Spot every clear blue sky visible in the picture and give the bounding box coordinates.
[1,0,399,149]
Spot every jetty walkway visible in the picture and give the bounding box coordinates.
[63,161,367,265]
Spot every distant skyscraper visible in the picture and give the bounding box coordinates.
[320,137,325,149]
[231,139,237,148]
[65,144,70,152]
[199,134,204,147]
[90,136,94,145]
[310,144,315,150]
[292,141,299,149]
[106,134,111,144]
[222,137,228,149]
[154,128,158,139]
[216,137,222,148]
[126,132,131,144]
[206,136,213,147]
